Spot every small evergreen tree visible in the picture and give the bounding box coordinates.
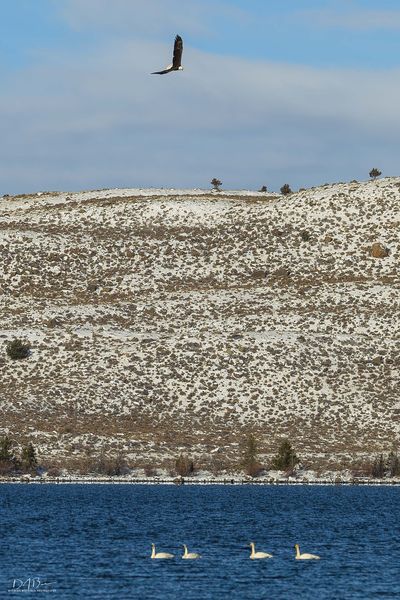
[211,178,222,191]
[371,454,385,478]
[0,436,15,474]
[0,436,14,462]
[21,443,38,472]
[280,184,292,195]
[241,434,262,477]
[271,440,298,471]
[369,168,382,180]
[6,338,31,360]
[259,185,267,192]
[387,451,400,477]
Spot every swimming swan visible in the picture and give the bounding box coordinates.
[249,542,273,559]
[151,543,174,559]
[182,544,201,559]
[294,544,320,560]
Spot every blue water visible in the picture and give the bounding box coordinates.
[0,484,399,599]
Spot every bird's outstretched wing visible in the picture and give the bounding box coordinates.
[172,35,183,69]
[151,65,173,75]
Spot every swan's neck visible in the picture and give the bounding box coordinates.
[295,545,301,558]
[250,543,255,557]
[183,545,188,556]
[151,545,156,558]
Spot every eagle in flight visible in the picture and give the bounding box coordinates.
[151,35,183,75]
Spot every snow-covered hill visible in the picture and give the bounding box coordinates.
[1,179,399,474]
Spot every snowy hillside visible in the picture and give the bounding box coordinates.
[0,179,399,473]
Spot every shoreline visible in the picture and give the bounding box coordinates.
[2,476,400,486]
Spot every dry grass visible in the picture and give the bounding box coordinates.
[0,180,398,467]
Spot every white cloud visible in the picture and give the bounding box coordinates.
[1,34,400,193]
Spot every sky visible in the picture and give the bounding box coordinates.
[1,0,400,193]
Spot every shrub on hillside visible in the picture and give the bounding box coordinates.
[46,317,62,328]
[241,434,263,477]
[280,184,292,195]
[6,338,31,360]
[259,185,267,192]
[271,440,298,471]
[388,451,400,477]
[370,451,400,478]
[211,178,222,191]
[371,454,385,478]
[369,168,382,180]
[94,454,128,476]
[0,460,15,475]
[246,460,263,477]
[21,443,38,473]
[209,456,228,476]
[45,466,62,477]
[175,454,194,477]
[0,436,14,462]
[144,464,157,477]
[350,460,373,478]
[0,436,16,474]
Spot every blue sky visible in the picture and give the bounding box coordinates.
[1,0,400,193]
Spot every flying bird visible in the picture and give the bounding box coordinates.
[151,35,183,75]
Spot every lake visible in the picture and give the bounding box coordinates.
[0,484,399,599]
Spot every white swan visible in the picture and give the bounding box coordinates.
[182,544,201,559]
[151,543,174,559]
[249,542,273,559]
[294,544,320,560]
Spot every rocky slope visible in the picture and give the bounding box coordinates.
[0,179,399,474]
